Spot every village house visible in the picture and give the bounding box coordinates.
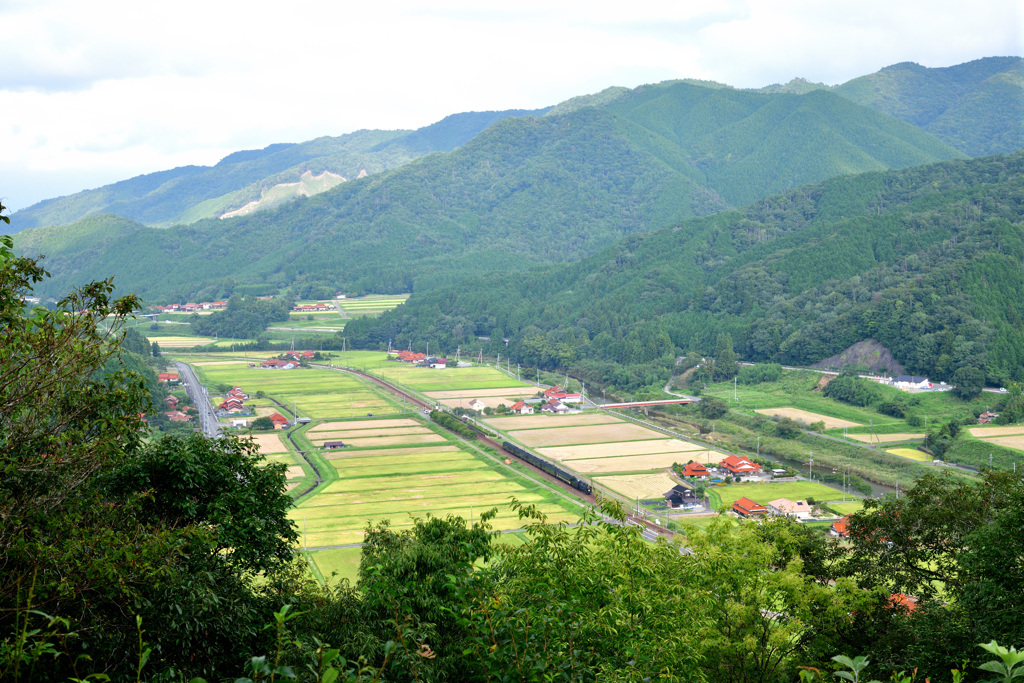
[732,496,768,517]
[540,399,570,414]
[468,399,486,411]
[269,413,289,430]
[163,395,178,407]
[978,411,999,424]
[284,350,316,361]
[261,359,297,369]
[230,418,248,428]
[323,440,346,450]
[509,400,534,415]
[681,462,709,478]
[157,372,180,384]
[830,516,850,538]
[165,410,191,423]
[664,484,702,510]
[767,498,813,520]
[720,454,761,476]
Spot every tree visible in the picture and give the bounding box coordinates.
[700,396,729,419]
[251,415,275,430]
[952,365,985,401]
[151,339,162,357]
[775,417,802,439]
[714,332,739,380]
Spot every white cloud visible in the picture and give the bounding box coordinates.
[1,0,1020,210]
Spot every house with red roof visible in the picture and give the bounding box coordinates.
[682,462,709,478]
[261,359,296,369]
[732,497,768,517]
[543,386,565,398]
[158,373,180,384]
[720,455,761,475]
[889,593,919,613]
[268,413,289,429]
[830,516,850,538]
[510,400,534,415]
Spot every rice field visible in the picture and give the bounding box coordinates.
[185,361,398,418]
[594,473,679,500]
[338,294,410,318]
[983,435,1024,451]
[428,387,540,400]
[968,425,1024,438]
[539,438,709,461]
[250,433,289,454]
[147,335,218,348]
[887,448,931,461]
[292,416,579,556]
[566,452,700,474]
[847,433,924,443]
[755,408,860,429]
[826,502,864,516]
[372,364,530,392]
[485,413,622,430]
[508,423,666,448]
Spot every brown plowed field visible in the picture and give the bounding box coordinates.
[755,408,859,429]
[309,418,421,432]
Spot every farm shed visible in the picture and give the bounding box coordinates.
[323,441,346,450]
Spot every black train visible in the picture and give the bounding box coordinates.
[502,441,593,495]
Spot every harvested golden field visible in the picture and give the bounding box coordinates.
[969,425,1024,438]
[285,465,305,478]
[309,426,431,442]
[755,408,859,429]
[251,433,288,454]
[567,452,694,474]
[886,448,931,462]
[539,438,705,461]
[594,473,679,500]
[325,445,460,460]
[340,434,447,448]
[485,413,623,430]
[424,387,537,399]
[985,435,1024,451]
[847,433,924,443]
[309,418,421,432]
[509,423,661,448]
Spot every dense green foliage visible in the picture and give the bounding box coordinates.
[429,409,478,439]
[14,80,962,303]
[348,151,1024,389]
[192,295,292,339]
[834,57,1024,156]
[7,109,548,232]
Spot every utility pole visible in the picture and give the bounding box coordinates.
[734,376,738,401]
[809,452,813,482]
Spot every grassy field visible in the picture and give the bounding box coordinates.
[146,334,219,348]
[707,481,854,508]
[179,357,399,419]
[826,501,865,516]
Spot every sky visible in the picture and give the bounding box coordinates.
[1,0,1021,211]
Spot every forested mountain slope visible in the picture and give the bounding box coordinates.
[6,108,547,232]
[346,152,1024,388]
[764,57,1024,156]
[14,82,962,302]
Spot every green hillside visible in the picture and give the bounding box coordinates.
[13,82,962,302]
[6,108,548,232]
[346,152,1024,388]
[833,57,1024,155]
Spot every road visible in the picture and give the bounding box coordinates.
[174,360,222,438]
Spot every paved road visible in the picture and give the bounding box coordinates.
[174,361,222,437]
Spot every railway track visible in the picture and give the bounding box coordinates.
[314,362,674,541]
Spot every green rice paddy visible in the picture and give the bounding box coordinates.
[707,481,854,509]
[370,363,530,392]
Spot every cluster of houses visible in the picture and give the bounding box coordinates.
[293,303,333,312]
[389,350,449,368]
[677,454,765,483]
[151,301,228,313]
[158,372,180,384]
[256,351,316,370]
[217,387,251,416]
[729,496,815,520]
[162,394,191,422]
